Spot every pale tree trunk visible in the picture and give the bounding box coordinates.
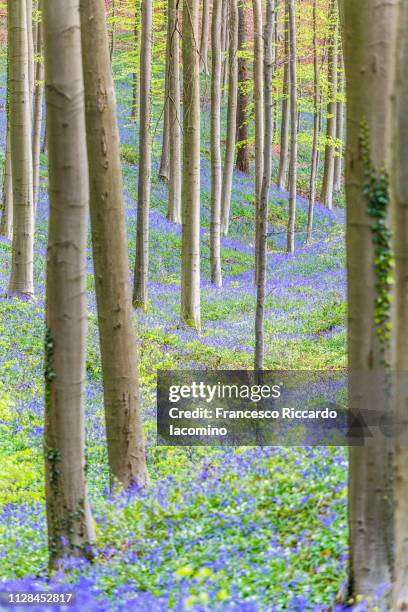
[343,0,397,600]
[252,0,264,282]
[320,0,338,208]
[333,50,344,193]
[199,0,210,74]
[26,0,34,109]
[159,8,170,183]
[167,0,182,224]
[235,0,250,174]
[255,0,275,371]
[80,0,148,489]
[307,0,320,242]
[221,0,229,94]
[278,4,290,191]
[43,0,95,567]
[8,0,34,298]
[220,0,238,236]
[181,0,201,331]
[131,0,140,120]
[110,0,116,63]
[286,0,297,254]
[133,0,152,309]
[210,0,223,288]
[0,129,13,240]
[32,20,44,213]
[392,0,408,606]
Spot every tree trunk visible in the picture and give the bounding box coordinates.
[343,0,397,600]
[199,0,210,74]
[8,0,34,298]
[307,0,320,243]
[0,127,13,240]
[220,0,238,236]
[278,4,290,191]
[235,0,250,174]
[181,0,201,331]
[80,0,148,489]
[131,0,140,120]
[32,20,44,213]
[391,1,408,607]
[333,50,344,193]
[286,0,297,254]
[320,0,338,208]
[133,0,152,309]
[167,0,182,224]
[43,0,95,567]
[253,0,264,283]
[110,0,116,62]
[26,0,34,109]
[159,7,170,183]
[210,0,223,288]
[255,0,275,371]
[221,0,229,94]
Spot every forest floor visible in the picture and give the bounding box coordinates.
[0,77,350,610]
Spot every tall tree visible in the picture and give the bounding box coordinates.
[7,0,34,298]
[255,0,275,370]
[26,0,34,107]
[210,0,223,287]
[199,0,210,74]
[131,0,140,120]
[286,0,297,254]
[32,19,44,212]
[333,50,344,194]
[159,8,171,183]
[43,0,95,566]
[80,0,148,488]
[277,4,290,191]
[133,0,152,309]
[320,0,338,208]
[252,0,264,281]
[181,0,201,331]
[167,0,182,224]
[307,0,320,242]
[343,0,397,599]
[220,0,238,236]
[0,129,13,240]
[235,0,250,174]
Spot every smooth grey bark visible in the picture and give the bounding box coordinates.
[210,0,223,288]
[8,0,34,298]
[26,0,34,108]
[235,0,250,174]
[131,0,140,120]
[80,0,148,489]
[181,0,201,330]
[167,0,182,224]
[255,0,275,371]
[252,0,264,283]
[133,0,152,309]
[220,0,238,236]
[0,125,13,241]
[278,4,290,191]
[343,0,397,600]
[286,0,297,254]
[333,51,344,193]
[43,0,95,567]
[307,0,320,242]
[32,19,44,213]
[199,0,210,74]
[159,6,170,183]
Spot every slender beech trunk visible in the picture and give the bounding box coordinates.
[220,0,238,236]
[333,51,344,193]
[252,0,264,282]
[343,0,397,600]
[210,0,223,287]
[199,0,210,74]
[181,0,201,330]
[278,5,290,190]
[320,0,338,208]
[80,0,148,489]
[26,0,34,109]
[32,20,44,213]
[43,0,95,567]
[167,0,182,224]
[307,0,319,243]
[0,128,13,240]
[393,2,408,605]
[133,0,152,309]
[8,0,34,298]
[255,0,275,371]
[286,0,297,254]
[235,1,250,173]
[131,0,140,120]
[159,9,171,183]
[221,0,229,93]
